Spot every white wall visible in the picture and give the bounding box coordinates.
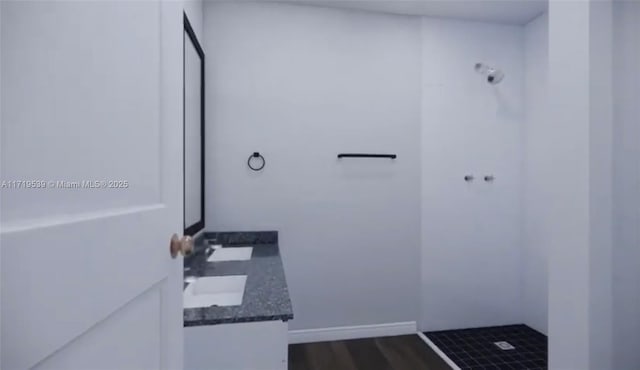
[524,9,638,368]
[612,1,640,368]
[204,2,422,331]
[587,3,614,368]
[547,1,614,368]
[522,12,548,335]
[420,18,524,331]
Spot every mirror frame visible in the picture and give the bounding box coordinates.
[183,13,205,236]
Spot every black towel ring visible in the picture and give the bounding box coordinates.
[247,152,266,171]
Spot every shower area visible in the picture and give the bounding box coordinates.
[418,14,548,370]
[420,2,640,369]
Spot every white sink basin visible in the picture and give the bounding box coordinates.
[183,275,247,309]
[207,247,253,262]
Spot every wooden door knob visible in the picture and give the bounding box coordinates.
[170,234,194,258]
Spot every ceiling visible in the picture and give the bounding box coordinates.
[277,0,548,25]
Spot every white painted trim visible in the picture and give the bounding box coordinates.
[288,321,417,344]
[417,332,461,370]
[1,204,164,234]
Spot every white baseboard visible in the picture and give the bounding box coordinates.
[416,332,461,370]
[288,321,417,344]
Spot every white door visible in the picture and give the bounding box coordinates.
[1,1,184,369]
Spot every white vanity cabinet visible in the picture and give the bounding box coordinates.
[185,320,289,370]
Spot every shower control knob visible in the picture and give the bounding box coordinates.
[484,175,495,182]
[464,175,474,182]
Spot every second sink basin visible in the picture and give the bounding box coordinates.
[207,247,253,262]
[183,275,247,309]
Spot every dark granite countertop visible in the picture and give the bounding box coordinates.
[183,231,294,327]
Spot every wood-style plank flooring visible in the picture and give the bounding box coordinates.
[288,335,452,370]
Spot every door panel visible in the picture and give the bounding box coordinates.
[1,209,169,369]
[32,286,162,370]
[1,1,162,223]
[1,1,183,369]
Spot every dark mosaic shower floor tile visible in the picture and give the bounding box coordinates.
[425,324,547,370]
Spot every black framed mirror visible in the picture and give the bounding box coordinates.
[183,13,205,236]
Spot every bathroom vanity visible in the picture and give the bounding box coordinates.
[183,231,293,370]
